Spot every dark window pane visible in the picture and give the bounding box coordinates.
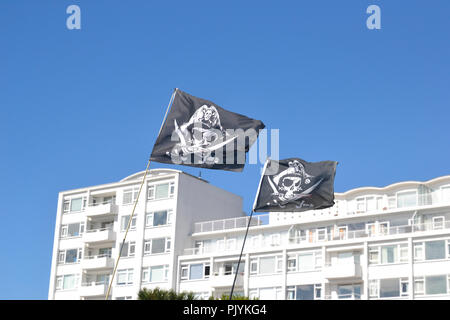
[380,279,400,298]
[296,285,314,300]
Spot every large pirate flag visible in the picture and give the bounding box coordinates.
[253,158,338,212]
[151,89,265,172]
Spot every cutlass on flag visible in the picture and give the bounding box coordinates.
[151,89,265,172]
[253,158,338,212]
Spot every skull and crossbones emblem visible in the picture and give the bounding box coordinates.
[267,160,318,208]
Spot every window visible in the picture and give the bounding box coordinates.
[287,256,297,271]
[250,259,258,274]
[381,245,397,264]
[426,275,447,295]
[400,278,409,297]
[369,280,379,298]
[288,284,322,300]
[123,187,139,205]
[58,248,82,264]
[369,247,379,265]
[117,269,133,286]
[317,228,327,241]
[397,191,417,208]
[379,222,389,235]
[143,238,171,255]
[148,182,175,200]
[120,215,136,231]
[399,244,409,262]
[63,197,86,213]
[115,296,132,300]
[189,264,208,280]
[56,274,78,290]
[180,263,210,280]
[425,240,446,260]
[414,277,424,295]
[120,242,135,258]
[432,216,445,230]
[259,256,276,274]
[380,279,400,298]
[142,265,169,283]
[298,253,315,271]
[271,234,281,246]
[145,210,173,227]
[414,242,424,261]
[61,222,84,238]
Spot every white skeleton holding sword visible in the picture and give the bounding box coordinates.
[168,104,238,164]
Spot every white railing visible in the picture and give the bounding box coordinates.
[88,200,116,207]
[81,280,109,287]
[83,253,112,260]
[289,221,450,245]
[184,221,450,256]
[324,293,361,300]
[194,214,270,233]
[85,227,113,233]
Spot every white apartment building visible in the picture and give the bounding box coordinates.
[49,170,450,300]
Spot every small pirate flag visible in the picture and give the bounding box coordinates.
[151,89,265,172]
[253,158,338,212]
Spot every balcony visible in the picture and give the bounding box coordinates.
[323,263,362,280]
[289,220,450,246]
[83,228,115,244]
[81,255,114,270]
[194,215,269,233]
[210,273,244,288]
[79,282,108,297]
[85,202,118,218]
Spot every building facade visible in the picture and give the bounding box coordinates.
[49,170,450,300]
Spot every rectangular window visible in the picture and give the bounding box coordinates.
[367,197,376,211]
[147,185,155,200]
[120,242,135,258]
[414,242,424,261]
[146,210,173,227]
[425,240,446,260]
[180,266,188,280]
[259,256,276,274]
[189,264,204,280]
[401,278,409,297]
[298,253,315,271]
[152,265,168,282]
[117,269,133,286]
[296,285,315,300]
[397,190,417,208]
[356,198,365,212]
[63,200,70,213]
[426,275,447,295]
[143,238,170,255]
[155,183,169,199]
[250,259,258,274]
[414,278,424,295]
[56,274,78,290]
[380,278,400,298]
[317,228,327,241]
[369,247,379,265]
[381,245,397,264]
[432,216,445,230]
[399,244,409,262]
[70,198,83,212]
[369,280,379,298]
[121,215,136,231]
[287,256,297,271]
[123,187,139,205]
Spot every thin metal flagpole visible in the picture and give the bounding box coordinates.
[105,88,177,300]
[229,158,270,300]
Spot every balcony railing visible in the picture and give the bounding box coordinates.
[194,214,270,233]
[289,221,450,245]
[183,221,450,256]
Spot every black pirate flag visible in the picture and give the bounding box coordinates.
[253,158,338,212]
[151,89,265,172]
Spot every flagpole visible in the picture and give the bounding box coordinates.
[105,89,177,300]
[229,159,270,300]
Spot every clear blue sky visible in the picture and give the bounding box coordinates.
[0,0,449,299]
